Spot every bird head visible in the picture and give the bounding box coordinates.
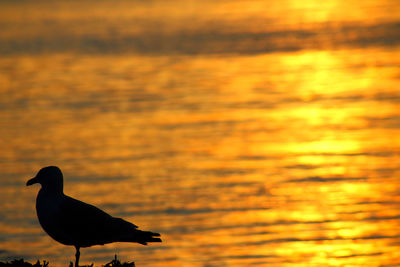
[27,166,64,192]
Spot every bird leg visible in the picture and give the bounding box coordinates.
[75,246,80,267]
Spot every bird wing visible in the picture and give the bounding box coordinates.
[52,195,137,247]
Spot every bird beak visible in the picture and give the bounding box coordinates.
[26,176,39,186]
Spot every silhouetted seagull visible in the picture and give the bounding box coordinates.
[27,166,161,267]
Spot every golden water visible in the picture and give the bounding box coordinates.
[0,1,400,266]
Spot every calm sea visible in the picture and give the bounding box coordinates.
[1,0,400,266]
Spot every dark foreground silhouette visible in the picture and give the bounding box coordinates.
[26,166,161,267]
[0,255,134,267]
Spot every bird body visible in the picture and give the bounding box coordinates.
[27,166,161,266]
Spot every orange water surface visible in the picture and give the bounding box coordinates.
[0,0,400,266]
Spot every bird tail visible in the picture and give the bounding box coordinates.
[134,230,162,245]
[110,217,162,245]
